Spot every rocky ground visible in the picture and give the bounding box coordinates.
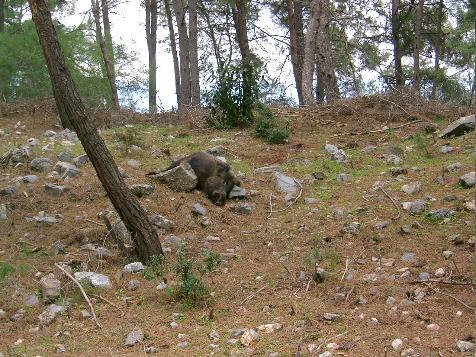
[0,100,475,356]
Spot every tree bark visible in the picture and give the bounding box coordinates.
[413,0,423,93]
[101,0,115,71]
[91,0,119,108]
[315,0,339,101]
[173,0,191,109]
[432,0,443,98]
[164,0,181,107]
[392,0,403,87]
[287,0,304,105]
[145,0,158,114]
[28,0,163,262]
[189,0,200,106]
[302,0,320,105]
[232,0,251,63]
[0,0,5,32]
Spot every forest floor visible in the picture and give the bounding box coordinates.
[0,96,475,356]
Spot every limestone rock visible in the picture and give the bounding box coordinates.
[438,114,475,138]
[156,162,198,191]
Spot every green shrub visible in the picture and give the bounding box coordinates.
[172,255,208,305]
[254,104,289,144]
[112,125,143,151]
[0,262,14,283]
[143,254,166,281]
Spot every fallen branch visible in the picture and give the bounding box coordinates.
[83,218,106,227]
[92,294,124,317]
[341,258,350,282]
[410,279,474,286]
[240,286,267,305]
[54,263,101,328]
[378,97,413,118]
[378,186,401,220]
[332,119,423,137]
[345,286,355,303]
[267,179,303,218]
[425,283,476,314]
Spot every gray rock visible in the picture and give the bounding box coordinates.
[53,161,80,179]
[150,214,174,230]
[25,294,40,306]
[9,146,32,165]
[401,252,419,265]
[362,145,377,154]
[40,273,61,300]
[73,271,112,289]
[73,154,89,167]
[57,129,79,142]
[230,202,253,215]
[304,197,318,205]
[44,183,66,196]
[127,279,140,291]
[156,162,198,191]
[438,114,475,138]
[31,211,59,225]
[22,175,38,183]
[418,272,430,281]
[176,341,189,349]
[325,143,347,162]
[440,145,454,154]
[43,130,56,137]
[449,234,464,245]
[341,222,360,235]
[208,329,220,341]
[55,344,66,354]
[57,151,72,162]
[206,145,225,155]
[273,171,299,197]
[228,186,247,199]
[361,273,378,283]
[145,346,158,354]
[26,137,39,146]
[127,159,141,168]
[456,340,475,353]
[164,235,183,249]
[402,181,421,194]
[192,203,208,216]
[402,199,427,214]
[336,173,350,182]
[389,167,408,176]
[111,218,132,246]
[10,309,25,322]
[125,329,144,346]
[375,220,390,229]
[240,329,260,346]
[80,309,91,319]
[384,147,404,157]
[385,154,402,165]
[38,304,66,326]
[130,184,154,197]
[428,208,456,219]
[30,157,53,172]
[123,262,145,273]
[313,267,329,283]
[0,186,16,195]
[459,172,475,188]
[254,165,281,174]
[445,162,462,173]
[0,309,6,320]
[323,313,340,321]
[0,204,7,220]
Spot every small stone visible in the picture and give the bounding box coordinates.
[44,183,66,196]
[206,145,225,155]
[130,184,154,197]
[449,234,464,245]
[336,173,350,182]
[381,258,395,267]
[40,273,61,300]
[402,182,421,194]
[440,145,453,154]
[192,203,208,216]
[208,330,220,341]
[155,162,198,191]
[375,220,390,230]
[156,282,167,290]
[456,340,475,352]
[230,328,247,338]
[386,296,397,305]
[428,207,456,219]
[391,338,403,350]
[313,267,329,283]
[445,162,462,173]
[55,344,66,353]
[464,200,476,212]
[38,304,67,326]
[311,171,325,180]
[125,329,144,346]
[323,313,340,321]
[73,271,112,289]
[418,272,430,281]
[170,321,179,328]
[43,130,57,137]
[319,352,333,357]
[0,186,16,195]
[230,202,253,215]
[442,250,453,259]
[402,199,427,214]
[176,341,189,349]
[361,273,378,283]
[389,167,408,176]
[228,186,247,199]
[123,262,145,273]
[25,294,40,306]
[304,197,318,205]
[401,252,419,265]
[22,175,38,183]
[145,346,158,354]
[459,172,475,188]
[80,309,91,319]
[0,309,6,320]
[73,154,89,167]
[127,159,141,168]
[325,143,347,162]
[0,204,7,220]
[240,329,260,347]
[400,225,411,234]
[127,279,140,291]
[426,323,440,331]
[257,323,282,334]
[434,268,445,277]
[401,348,416,356]
[362,145,377,154]
[163,234,183,249]
[341,221,360,235]
[58,151,72,162]
[150,214,174,230]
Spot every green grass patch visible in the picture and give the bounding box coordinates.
[0,262,14,283]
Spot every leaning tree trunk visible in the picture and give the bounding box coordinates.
[101,0,116,73]
[91,0,119,108]
[164,0,181,107]
[413,0,423,93]
[432,0,443,99]
[145,0,158,114]
[28,0,163,262]
[392,0,403,87]
[287,0,304,105]
[302,0,320,105]
[173,0,191,109]
[189,0,200,106]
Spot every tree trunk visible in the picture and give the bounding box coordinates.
[0,0,5,32]
[173,0,191,109]
[145,0,158,114]
[432,0,443,99]
[164,0,181,107]
[287,0,304,105]
[315,0,339,101]
[189,0,200,106]
[302,0,320,105]
[392,0,403,87]
[232,0,251,63]
[101,0,116,71]
[413,0,423,93]
[91,0,119,108]
[28,0,163,262]
[199,0,221,69]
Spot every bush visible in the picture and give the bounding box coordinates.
[143,254,166,281]
[254,104,289,144]
[112,125,143,151]
[171,254,209,306]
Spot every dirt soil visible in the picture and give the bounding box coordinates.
[0,96,475,356]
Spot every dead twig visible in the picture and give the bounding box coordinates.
[267,179,303,218]
[378,186,401,220]
[425,284,476,314]
[54,263,101,328]
[341,258,350,282]
[378,97,413,118]
[410,279,474,286]
[92,294,125,317]
[345,286,355,303]
[332,119,423,137]
[305,279,312,293]
[240,286,267,305]
[83,218,106,227]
